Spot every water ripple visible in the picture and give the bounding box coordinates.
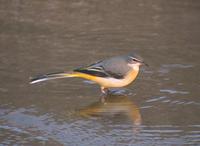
[158,64,194,74]
[162,64,194,69]
[145,96,167,103]
[160,89,189,95]
[0,125,29,134]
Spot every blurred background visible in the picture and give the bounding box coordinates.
[0,0,200,145]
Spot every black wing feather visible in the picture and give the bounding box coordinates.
[74,62,124,79]
[74,68,109,77]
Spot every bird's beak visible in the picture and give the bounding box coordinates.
[143,62,149,67]
[140,61,149,67]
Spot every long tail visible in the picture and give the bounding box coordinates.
[30,71,78,84]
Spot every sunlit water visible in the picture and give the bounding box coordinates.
[0,0,200,145]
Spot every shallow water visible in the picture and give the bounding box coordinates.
[0,0,200,145]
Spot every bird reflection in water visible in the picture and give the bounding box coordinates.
[78,94,142,132]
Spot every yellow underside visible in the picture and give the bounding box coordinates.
[64,70,139,88]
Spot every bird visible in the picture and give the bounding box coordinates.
[30,53,148,95]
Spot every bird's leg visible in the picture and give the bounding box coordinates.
[101,87,109,95]
[100,87,109,103]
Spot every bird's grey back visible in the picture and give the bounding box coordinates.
[74,54,134,79]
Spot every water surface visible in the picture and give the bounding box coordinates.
[0,0,200,145]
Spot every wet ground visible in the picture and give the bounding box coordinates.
[0,0,200,145]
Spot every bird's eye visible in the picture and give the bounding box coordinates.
[132,58,138,62]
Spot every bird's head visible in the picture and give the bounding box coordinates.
[126,53,148,70]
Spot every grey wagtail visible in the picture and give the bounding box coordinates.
[30,53,147,94]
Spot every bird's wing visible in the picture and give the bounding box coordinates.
[74,60,109,78]
[74,60,124,79]
[101,56,132,79]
